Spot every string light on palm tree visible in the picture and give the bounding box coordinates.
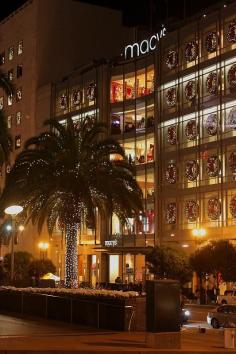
[1,117,143,288]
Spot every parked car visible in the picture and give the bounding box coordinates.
[207,305,236,329]
[217,290,236,305]
[180,308,190,324]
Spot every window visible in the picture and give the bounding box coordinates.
[16,65,23,78]
[6,165,11,174]
[16,112,22,125]
[17,41,23,55]
[0,52,5,65]
[0,97,3,110]
[8,69,13,81]
[7,116,12,129]
[8,46,14,61]
[8,94,13,106]
[15,135,21,149]
[16,88,22,102]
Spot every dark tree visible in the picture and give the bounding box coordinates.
[4,251,33,280]
[1,117,143,288]
[146,245,192,285]
[190,240,236,283]
[28,259,56,278]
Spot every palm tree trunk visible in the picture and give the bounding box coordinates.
[65,224,78,288]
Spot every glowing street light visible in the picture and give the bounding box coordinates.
[4,205,23,216]
[38,242,49,259]
[192,228,206,237]
[4,204,23,280]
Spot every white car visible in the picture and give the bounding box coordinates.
[217,290,236,305]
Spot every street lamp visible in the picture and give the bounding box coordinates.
[38,242,49,260]
[192,228,206,237]
[4,205,23,281]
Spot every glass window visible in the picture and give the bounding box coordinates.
[123,138,135,165]
[136,100,145,132]
[16,65,23,78]
[8,69,13,81]
[136,170,146,198]
[8,94,13,106]
[7,116,11,129]
[16,112,22,125]
[147,134,154,162]
[8,46,14,61]
[110,74,123,103]
[147,168,154,199]
[124,105,135,133]
[124,72,135,100]
[17,41,23,55]
[136,136,146,164]
[147,65,154,94]
[146,101,155,128]
[0,97,3,110]
[0,52,5,65]
[136,68,146,97]
[15,135,21,149]
[16,88,22,102]
[112,213,122,235]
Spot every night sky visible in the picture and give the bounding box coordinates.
[0,0,231,27]
[0,0,28,21]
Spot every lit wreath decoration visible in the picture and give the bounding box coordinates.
[87,83,96,101]
[206,72,219,95]
[72,89,82,106]
[230,196,236,218]
[226,107,236,130]
[166,50,178,69]
[227,21,236,43]
[185,41,199,62]
[184,80,196,101]
[227,64,236,88]
[166,202,177,224]
[204,113,218,136]
[206,155,221,177]
[185,160,199,181]
[60,94,67,109]
[185,200,199,222]
[166,87,177,107]
[167,125,177,145]
[185,119,198,140]
[205,32,218,53]
[229,151,236,173]
[208,198,221,220]
[165,162,177,184]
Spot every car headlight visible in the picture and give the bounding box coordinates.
[184,310,190,316]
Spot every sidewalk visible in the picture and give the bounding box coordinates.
[0,314,234,353]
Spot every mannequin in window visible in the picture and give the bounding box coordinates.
[147,144,154,162]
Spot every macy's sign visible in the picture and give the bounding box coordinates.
[124,27,167,60]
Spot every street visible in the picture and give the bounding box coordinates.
[0,305,230,353]
[183,304,217,329]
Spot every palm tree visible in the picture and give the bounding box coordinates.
[0,117,143,288]
[0,69,14,164]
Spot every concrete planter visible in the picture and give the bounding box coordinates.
[0,289,144,331]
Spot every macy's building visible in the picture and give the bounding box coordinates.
[52,2,236,286]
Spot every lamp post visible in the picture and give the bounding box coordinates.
[38,242,49,260]
[192,227,207,304]
[4,205,23,281]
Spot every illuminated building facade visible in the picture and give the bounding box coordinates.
[53,2,236,284]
